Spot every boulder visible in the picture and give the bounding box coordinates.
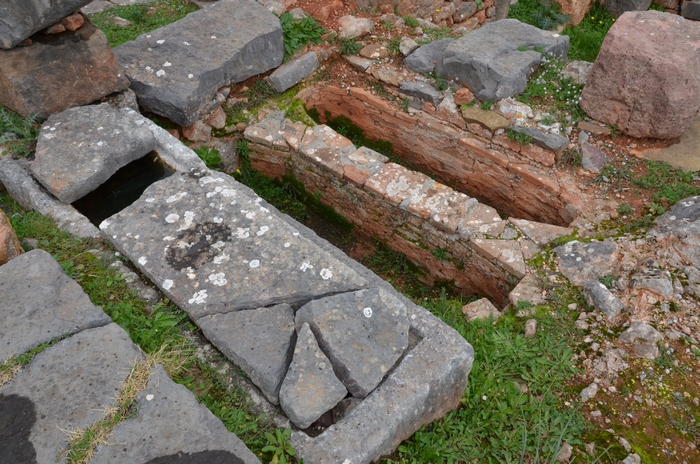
[269,51,319,92]
[31,103,156,203]
[0,209,23,266]
[278,323,347,429]
[438,19,569,101]
[114,0,284,127]
[337,15,374,39]
[557,0,592,24]
[579,11,700,139]
[0,0,92,49]
[605,0,652,18]
[0,22,129,118]
[404,38,454,75]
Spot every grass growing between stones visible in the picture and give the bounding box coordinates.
[280,13,326,61]
[562,2,615,62]
[508,0,571,31]
[0,337,66,387]
[0,194,279,462]
[0,105,39,158]
[88,0,198,47]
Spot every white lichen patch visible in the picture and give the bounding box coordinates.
[208,272,227,286]
[177,211,195,230]
[99,219,111,229]
[163,236,175,241]
[213,253,230,264]
[363,307,373,318]
[200,176,224,185]
[213,217,223,224]
[212,241,226,249]
[221,188,236,197]
[163,61,172,67]
[256,225,269,236]
[188,289,208,304]
[235,228,250,239]
[163,279,174,290]
[165,213,180,223]
[138,256,148,265]
[320,268,333,280]
[249,260,260,269]
[156,70,166,77]
[166,192,187,203]
[284,242,291,248]
[300,261,313,272]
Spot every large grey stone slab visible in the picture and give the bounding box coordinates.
[404,38,454,75]
[438,19,569,101]
[0,159,100,238]
[554,240,619,286]
[0,249,111,364]
[114,0,283,126]
[295,287,409,398]
[100,169,368,320]
[279,323,347,429]
[90,363,260,464]
[269,51,319,93]
[31,103,156,203]
[0,0,92,49]
[0,323,143,464]
[510,126,569,155]
[399,81,441,105]
[197,304,296,404]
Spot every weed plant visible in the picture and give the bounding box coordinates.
[336,37,362,56]
[508,0,571,30]
[280,13,326,61]
[89,0,197,47]
[402,15,420,28]
[562,2,615,62]
[0,106,38,157]
[507,128,534,146]
[193,146,222,169]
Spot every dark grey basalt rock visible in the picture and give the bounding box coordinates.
[0,0,92,49]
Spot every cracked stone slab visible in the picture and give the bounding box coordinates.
[509,218,573,246]
[114,0,283,126]
[279,323,347,429]
[90,363,260,464]
[364,163,432,208]
[31,103,156,203]
[295,287,409,398]
[0,249,111,364]
[99,169,368,320]
[554,240,619,286]
[197,304,296,404]
[470,238,526,278]
[299,124,356,178]
[0,323,143,464]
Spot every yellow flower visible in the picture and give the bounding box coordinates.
[599,20,603,24]
[591,16,595,19]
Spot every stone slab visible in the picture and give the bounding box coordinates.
[0,323,144,464]
[0,22,129,118]
[197,304,296,404]
[510,126,569,155]
[31,103,156,203]
[90,363,260,464]
[404,38,454,75]
[295,287,409,398]
[279,323,347,429]
[269,51,319,93]
[0,249,111,364]
[582,280,624,319]
[0,0,92,49]
[509,218,572,246]
[114,0,283,126]
[438,19,569,101]
[100,169,368,320]
[0,159,100,238]
[399,81,441,105]
[554,240,619,286]
[632,116,700,172]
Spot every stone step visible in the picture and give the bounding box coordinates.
[113,0,284,126]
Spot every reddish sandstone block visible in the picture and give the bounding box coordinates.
[343,165,371,187]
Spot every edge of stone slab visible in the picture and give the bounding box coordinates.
[231,181,474,464]
[0,159,100,238]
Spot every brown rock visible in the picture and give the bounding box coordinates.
[0,21,129,118]
[578,120,611,136]
[62,13,86,32]
[310,0,343,21]
[181,120,212,142]
[45,23,66,34]
[359,43,390,60]
[0,210,24,266]
[454,88,475,105]
[475,9,487,23]
[343,165,371,187]
[556,0,593,24]
[579,11,700,139]
[205,106,227,129]
[462,298,502,321]
[461,106,511,131]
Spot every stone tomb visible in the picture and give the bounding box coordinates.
[100,169,473,463]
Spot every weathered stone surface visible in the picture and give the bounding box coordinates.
[344,55,373,71]
[454,1,478,21]
[557,0,592,24]
[683,0,700,20]
[509,273,546,306]
[618,321,663,359]
[462,297,502,321]
[269,51,319,92]
[524,318,538,337]
[0,249,111,363]
[582,280,624,319]
[579,11,700,139]
[114,0,283,126]
[31,103,156,203]
[0,323,143,464]
[295,287,409,398]
[554,240,619,286]
[461,107,511,131]
[399,81,441,105]
[197,304,296,404]
[438,19,569,101]
[560,60,593,85]
[580,382,598,402]
[81,0,115,14]
[279,323,347,429]
[606,0,652,17]
[634,276,674,297]
[100,170,368,320]
[0,209,23,266]
[90,364,260,464]
[338,15,374,39]
[470,238,526,277]
[0,22,129,118]
[509,218,572,246]
[399,36,419,56]
[510,126,568,155]
[0,0,92,49]
[299,124,356,178]
[404,38,454,75]
[370,65,400,86]
[365,163,431,207]
[360,43,390,59]
[581,142,608,173]
[654,195,700,230]
[0,159,100,238]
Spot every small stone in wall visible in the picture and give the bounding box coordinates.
[524,319,537,338]
[359,43,390,60]
[62,13,85,32]
[462,298,502,322]
[399,37,419,56]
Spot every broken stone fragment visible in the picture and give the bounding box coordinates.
[461,298,502,322]
[618,321,663,360]
[279,323,347,429]
[337,15,374,39]
[0,209,23,266]
[554,240,619,286]
[582,280,624,320]
[295,287,409,398]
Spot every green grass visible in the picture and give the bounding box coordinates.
[402,15,420,28]
[630,161,700,209]
[280,13,326,61]
[507,128,534,146]
[88,0,198,47]
[0,106,39,158]
[336,37,363,56]
[193,146,222,169]
[508,0,570,30]
[562,2,615,62]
